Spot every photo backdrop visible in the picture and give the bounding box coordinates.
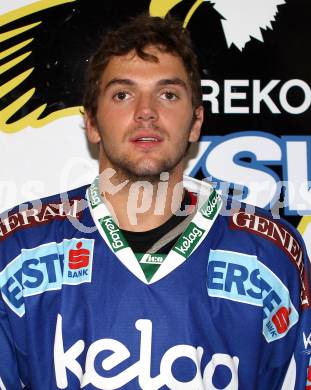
[0,0,310,256]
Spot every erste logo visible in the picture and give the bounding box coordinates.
[0,238,94,317]
[207,249,299,342]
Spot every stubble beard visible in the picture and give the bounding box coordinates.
[98,119,195,184]
[102,146,188,184]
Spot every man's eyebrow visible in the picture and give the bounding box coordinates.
[102,78,136,92]
[102,77,188,92]
[157,78,188,89]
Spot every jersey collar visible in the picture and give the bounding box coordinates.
[87,175,222,285]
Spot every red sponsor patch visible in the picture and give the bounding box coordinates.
[272,307,291,334]
[0,198,83,240]
[230,211,311,310]
[69,241,90,269]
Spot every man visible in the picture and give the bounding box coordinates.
[0,14,310,390]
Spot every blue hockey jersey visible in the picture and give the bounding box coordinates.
[0,177,310,389]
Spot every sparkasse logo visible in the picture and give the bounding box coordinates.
[69,241,90,270]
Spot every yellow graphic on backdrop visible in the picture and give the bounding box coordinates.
[0,0,80,133]
[298,217,311,259]
[149,0,204,27]
[0,0,205,133]
[149,0,182,18]
[298,217,311,238]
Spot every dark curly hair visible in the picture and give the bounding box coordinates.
[83,13,202,121]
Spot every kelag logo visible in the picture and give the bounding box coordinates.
[200,190,221,220]
[173,222,204,258]
[99,216,128,252]
[55,315,240,389]
[89,178,101,209]
[206,249,299,342]
[0,238,94,317]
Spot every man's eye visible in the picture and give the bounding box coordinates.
[161,91,178,100]
[113,91,130,101]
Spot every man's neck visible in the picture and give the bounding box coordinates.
[98,169,185,232]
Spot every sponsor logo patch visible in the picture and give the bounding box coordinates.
[0,238,94,317]
[69,241,90,270]
[89,179,102,209]
[304,332,311,351]
[54,315,239,389]
[139,254,165,265]
[173,222,205,258]
[200,191,221,220]
[230,211,311,309]
[0,199,83,240]
[207,249,299,342]
[99,216,128,252]
[306,360,311,390]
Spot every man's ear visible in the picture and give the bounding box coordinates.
[189,106,204,143]
[84,111,101,144]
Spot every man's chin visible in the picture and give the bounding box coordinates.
[122,169,166,183]
[116,161,172,183]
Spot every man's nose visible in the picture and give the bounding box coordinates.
[134,94,158,122]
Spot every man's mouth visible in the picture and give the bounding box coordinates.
[129,133,164,145]
[135,137,160,142]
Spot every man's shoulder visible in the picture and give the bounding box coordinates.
[186,175,304,251]
[222,200,303,248]
[214,198,311,310]
[0,184,89,248]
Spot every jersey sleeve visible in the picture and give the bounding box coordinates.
[0,299,25,389]
[229,209,311,389]
[293,243,311,390]
[262,227,311,390]
[0,211,29,389]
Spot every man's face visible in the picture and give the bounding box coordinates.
[85,46,203,182]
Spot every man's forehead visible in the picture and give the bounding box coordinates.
[110,45,178,63]
[100,47,190,86]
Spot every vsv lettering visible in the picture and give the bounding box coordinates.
[54,315,239,389]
